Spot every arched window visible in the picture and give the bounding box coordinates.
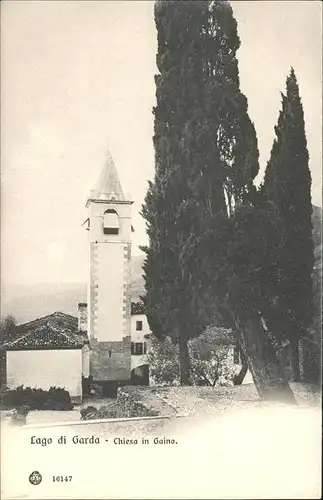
[103,209,119,234]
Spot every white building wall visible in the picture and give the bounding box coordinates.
[131,314,151,371]
[131,314,150,342]
[6,350,82,399]
[96,243,126,341]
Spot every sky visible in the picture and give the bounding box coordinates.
[1,0,322,287]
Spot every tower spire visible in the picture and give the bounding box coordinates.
[89,150,125,202]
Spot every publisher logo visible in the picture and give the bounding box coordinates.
[29,471,42,485]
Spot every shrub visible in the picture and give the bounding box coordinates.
[189,331,236,386]
[1,386,73,411]
[147,336,180,386]
[45,387,73,410]
[147,332,236,386]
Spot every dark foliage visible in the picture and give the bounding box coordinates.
[0,315,18,345]
[141,0,210,384]
[1,385,73,411]
[180,203,297,402]
[131,301,146,315]
[141,0,260,385]
[261,68,314,380]
[301,243,322,384]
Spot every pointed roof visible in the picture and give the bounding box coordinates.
[88,151,125,203]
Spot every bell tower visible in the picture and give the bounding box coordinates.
[85,151,132,390]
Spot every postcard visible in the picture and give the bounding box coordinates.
[1,1,321,499]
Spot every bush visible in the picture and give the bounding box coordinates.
[147,336,180,386]
[44,387,73,410]
[147,332,236,386]
[1,386,73,411]
[189,331,236,386]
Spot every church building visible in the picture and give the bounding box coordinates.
[1,152,150,400]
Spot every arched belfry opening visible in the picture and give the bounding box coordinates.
[103,208,119,235]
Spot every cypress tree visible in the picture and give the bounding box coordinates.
[141,0,207,384]
[179,1,259,219]
[178,2,297,402]
[180,202,298,402]
[142,1,298,401]
[142,0,258,384]
[262,68,314,381]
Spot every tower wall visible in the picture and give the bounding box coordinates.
[87,200,132,383]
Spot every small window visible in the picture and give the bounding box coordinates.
[135,343,143,355]
[108,350,112,358]
[136,320,143,331]
[131,342,145,355]
[103,209,119,235]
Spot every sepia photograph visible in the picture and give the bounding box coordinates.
[0,1,322,498]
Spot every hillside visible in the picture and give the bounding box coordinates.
[1,255,145,324]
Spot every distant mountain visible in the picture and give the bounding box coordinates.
[1,255,145,325]
[1,282,87,325]
[2,206,321,325]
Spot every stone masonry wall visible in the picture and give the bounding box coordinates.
[90,336,131,382]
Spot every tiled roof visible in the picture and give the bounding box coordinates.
[2,312,88,351]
